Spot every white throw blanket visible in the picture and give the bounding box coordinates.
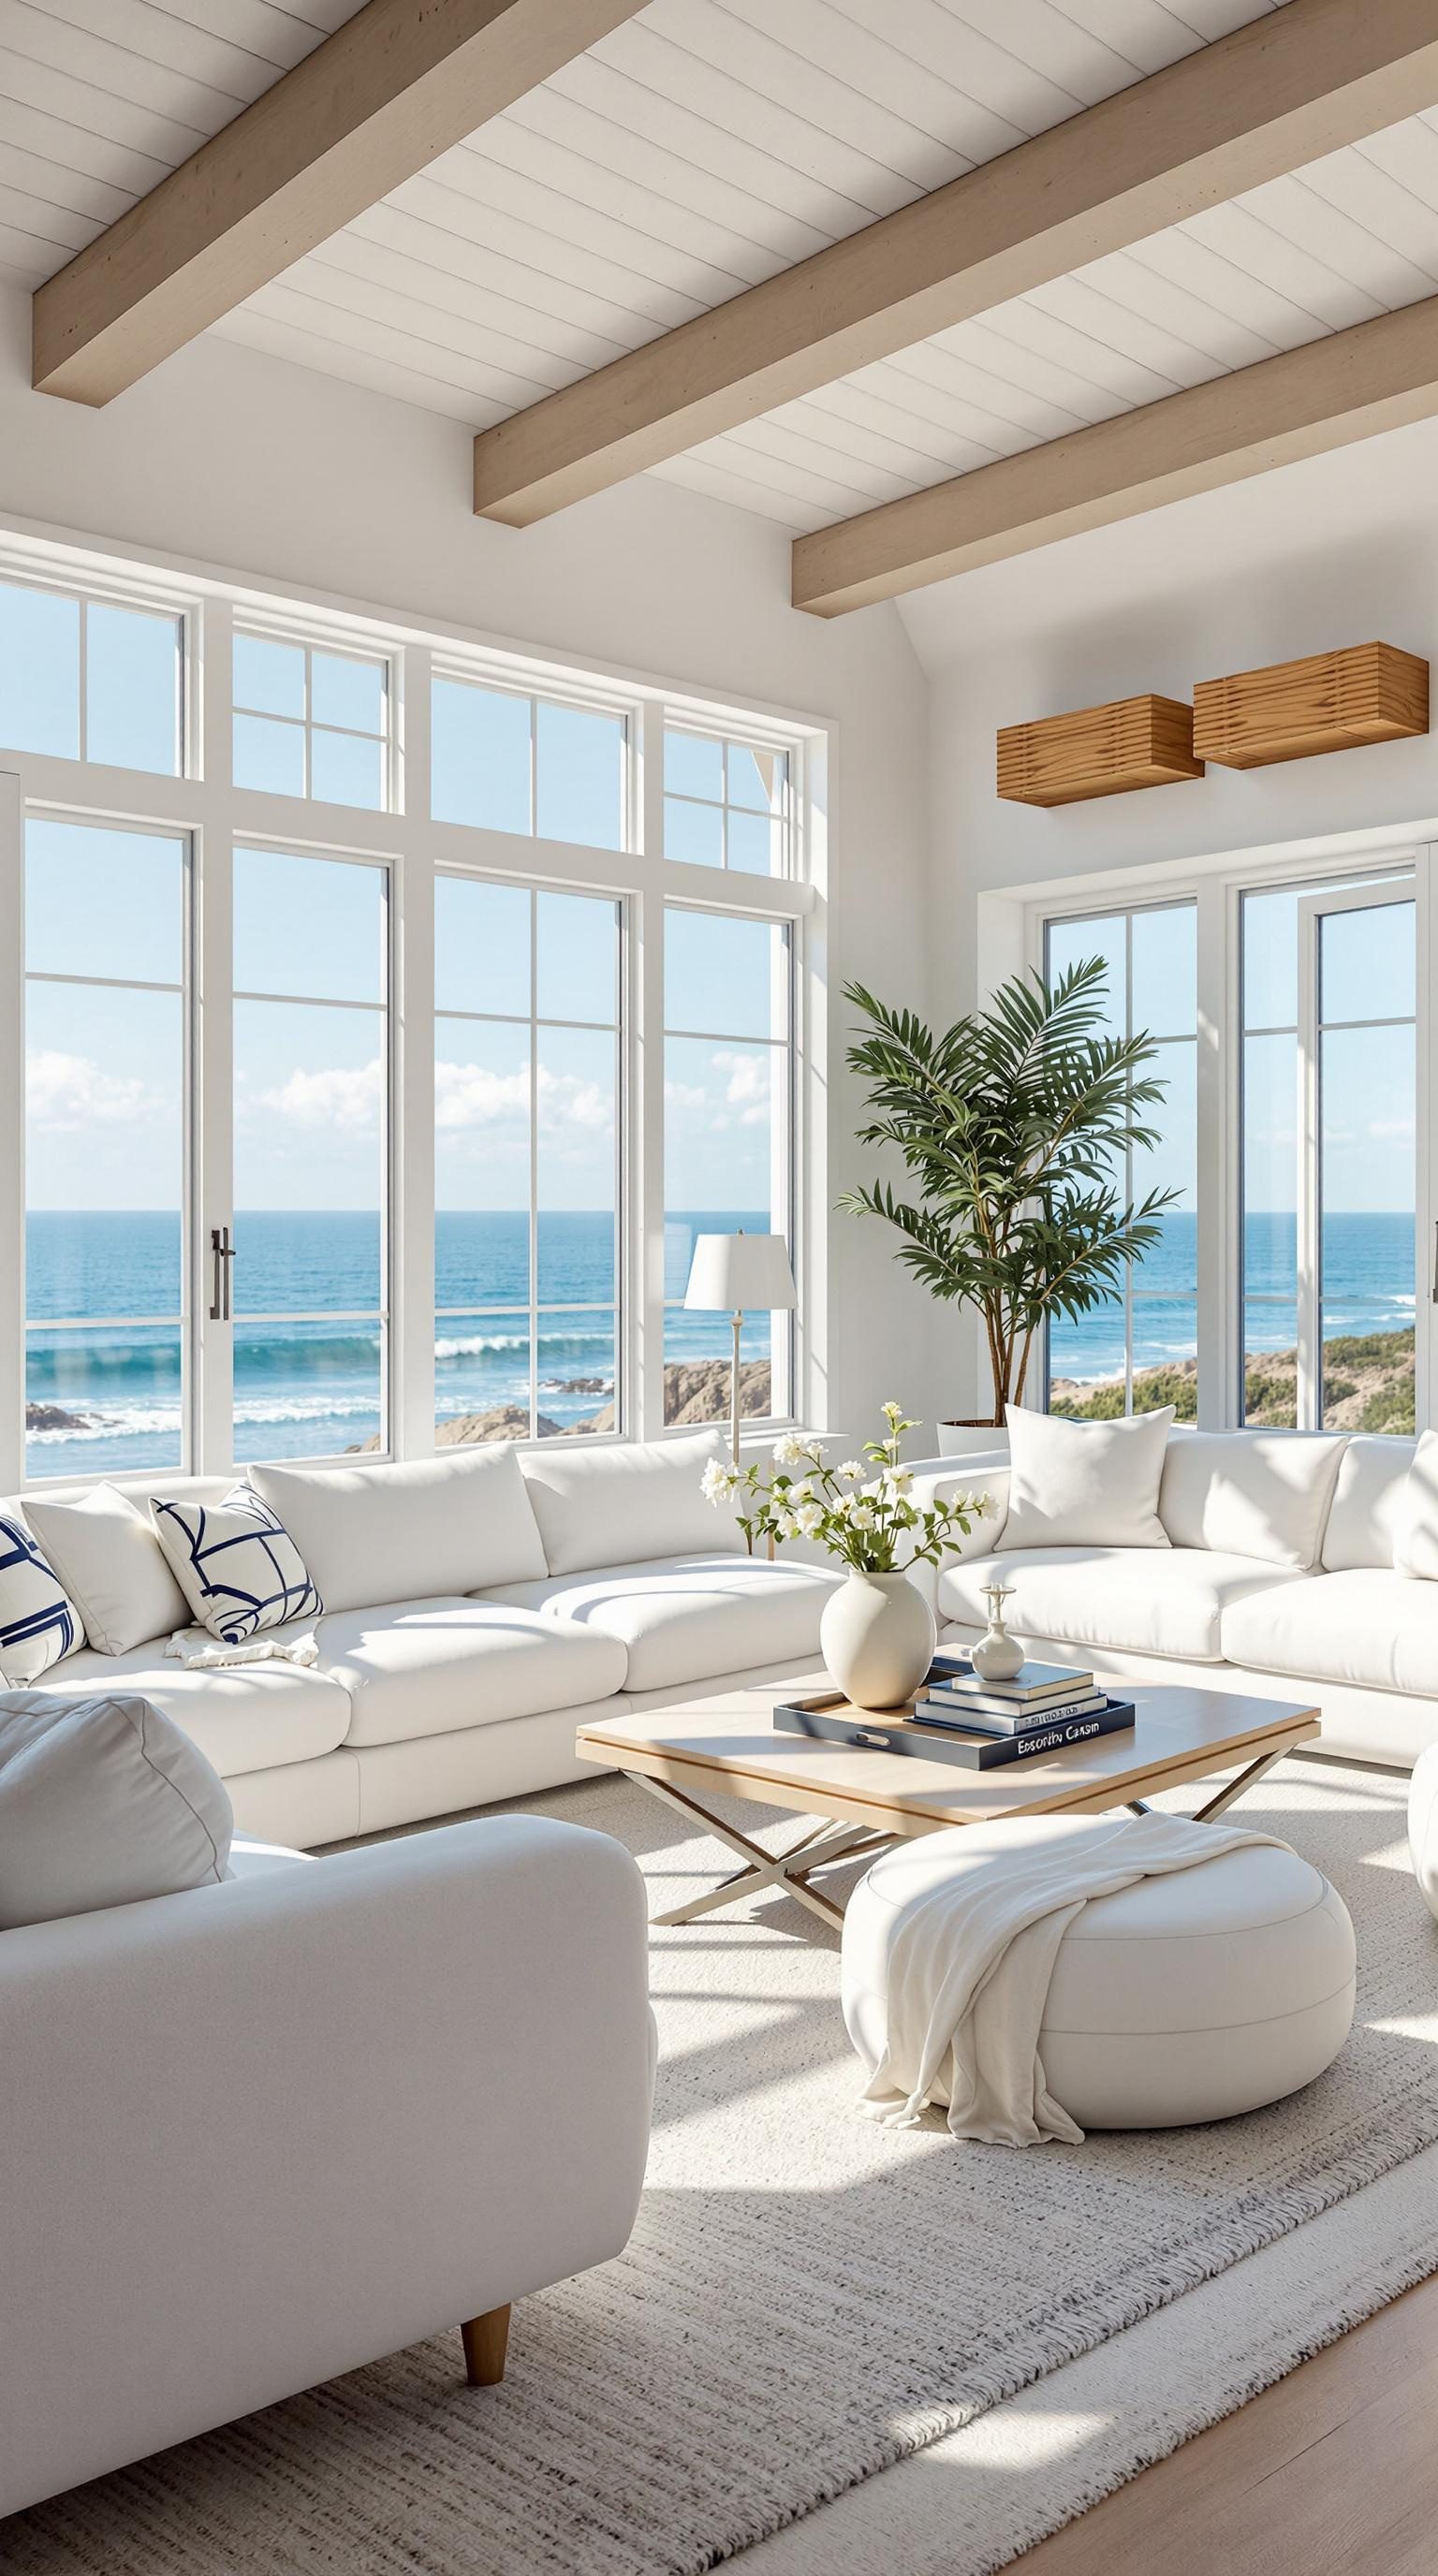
[165,1623,319,1670]
[856,1810,1287,2148]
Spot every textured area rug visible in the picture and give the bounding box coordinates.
[9,1756,1438,2576]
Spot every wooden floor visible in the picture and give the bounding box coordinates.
[1015,2271,1438,2575]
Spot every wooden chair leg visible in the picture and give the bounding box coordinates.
[461,2303,511,2388]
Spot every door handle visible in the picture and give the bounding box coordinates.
[209,1225,235,1322]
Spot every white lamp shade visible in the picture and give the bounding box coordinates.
[683,1232,797,1312]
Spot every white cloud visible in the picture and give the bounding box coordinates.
[26,1050,154,1131]
[435,1061,528,1131]
[714,1049,770,1126]
[435,1059,614,1143]
[251,1058,383,1133]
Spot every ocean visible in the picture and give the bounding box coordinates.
[23,1208,774,1477]
[23,1208,1416,1477]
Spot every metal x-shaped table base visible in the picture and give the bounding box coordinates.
[630,1770,897,1929]
[1126,1743,1289,1822]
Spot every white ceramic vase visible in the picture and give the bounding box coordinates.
[821,1568,938,1713]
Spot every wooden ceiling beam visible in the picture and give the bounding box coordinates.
[33,0,646,406]
[789,294,1438,615]
[473,0,1438,525]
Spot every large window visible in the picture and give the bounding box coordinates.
[1,576,183,775]
[1,535,814,1490]
[24,819,187,1478]
[434,878,622,1442]
[1044,903,1197,1420]
[1241,872,1416,1432]
[664,905,794,1427]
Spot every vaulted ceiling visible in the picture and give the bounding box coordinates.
[7,0,1438,609]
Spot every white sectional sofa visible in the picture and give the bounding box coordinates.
[918,1427,1438,1772]
[9,1430,843,1848]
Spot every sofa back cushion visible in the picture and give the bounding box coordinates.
[24,1486,190,1656]
[250,1445,548,1614]
[519,1429,743,1575]
[1159,1429,1347,1570]
[1322,1435,1416,1572]
[1001,1405,1173,1549]
[0,1689,233,1928]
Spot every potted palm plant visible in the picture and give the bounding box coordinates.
[841,959,1180,1452]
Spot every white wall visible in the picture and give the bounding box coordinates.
[0,283,943,1444]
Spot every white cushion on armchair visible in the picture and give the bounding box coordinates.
[0,1690,233,1928]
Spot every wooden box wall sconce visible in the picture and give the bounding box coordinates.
[996,694,1202,808]
[1192,643,1429,768]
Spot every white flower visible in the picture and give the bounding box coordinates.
[850,1500,876,1531]
[777,1512,800,1541]
[883,1466,914,1498]
[796,1502,823,1536]
[700,1458,739,1502]
[790,1481,814,1505]
[882,1399,903,1423]
[772,1433,805,1468]
[837,1458,863,1481]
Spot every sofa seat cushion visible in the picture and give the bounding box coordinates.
[482,1555,843,1694]
[17,1640,350,1778]
[1223,1569,1438,1698]
[938,1548,1304,1665]
[315,1597,627,1747]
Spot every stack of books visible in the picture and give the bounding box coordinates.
[912,1659,1136,1770]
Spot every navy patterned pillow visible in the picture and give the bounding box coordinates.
[150,1487,322,1645]
[0,1515,82,1683]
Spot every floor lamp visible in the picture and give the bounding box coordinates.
[682,1231,798,1465]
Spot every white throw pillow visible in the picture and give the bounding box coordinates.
[150,1486,322,1644]
[1395,1429,1438,1580]
[1160,1428,1348,1571]
[518,1429,744,1576]
[1002,1405,1174,1550]
[249,1445,548,1614]
[0,1511,83,1683]
[0,1690,232,1929]
[24,1485,190,1655]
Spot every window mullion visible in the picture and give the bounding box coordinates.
[1195,877,1230,1427]
[0,772,22,1488]
[637,703,667,1438]
[395,642,434,1459]
[194,829,233,1475]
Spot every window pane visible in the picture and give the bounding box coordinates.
[1243,1034,1296,1295]
[1129,1298,1198,1412]
[666,730,723,799]
[234,633,304,717]
[312,651,384,733]
[536,701,624,850]
[434,876,530,1018]
[665,1037,780,1229]
[26,982,182,1245]
[1131,905,1196,1038]
[537,1029,616,1304]
[436,1209,530,1313]
[1320,1020,1414,1432]
[1244,1310,1299,1428]
[1242,886,1299,1031]
[1046,913,1123,1035]
[1320,899,1414,1025]
[26,818,182,985]
[435,1017,531,1248]
[727,742,785,813]
[665,909,787,1041]
[535,1308,616,1437]
[726,809,778,875]
[1048,1304,1126,1412]
[235,848,384,1004]
[0,581,79,757]
[234,710,305,795]
[664,1308,770,1427]
[311,724,384,809]
[234,1003,384,1309]
[432,679,530,833]
[1135,1041,1196,1238]
[1321,1319,1414,1434]
[536,889,617,1025]
[27,1325,183,1478]
[665,798,724,868]
[86,604,182,776]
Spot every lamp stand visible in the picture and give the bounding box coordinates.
[730,1307,743,1467]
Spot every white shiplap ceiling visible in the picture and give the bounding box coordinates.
[7,0,1438,537]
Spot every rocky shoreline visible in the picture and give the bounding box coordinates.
[1050,1329,1415,1434]
[351,1357,774,1451]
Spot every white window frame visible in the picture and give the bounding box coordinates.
[661,719,797,878]
[231,616,397,814]
[1021,842,1432,1437]
[0,531,822,1493]
[0,561,195,780]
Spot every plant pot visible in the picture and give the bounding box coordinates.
[936,1419,1010,1459]
[820,1569,938,1713]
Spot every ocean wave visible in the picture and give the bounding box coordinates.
[435,1328,613,1362]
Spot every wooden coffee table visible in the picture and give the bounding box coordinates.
[576,1676,1320,1929]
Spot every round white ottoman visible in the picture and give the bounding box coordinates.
[843,1817,1357,2131]
[1409,1743,1438,1920]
